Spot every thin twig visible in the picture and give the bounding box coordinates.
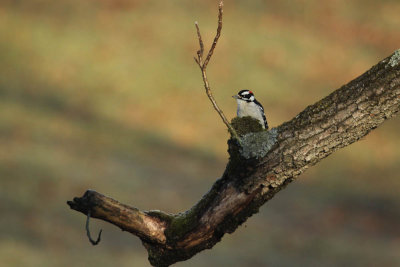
[202,1,223,69]
[86,210,102,245]
[195,21,204,62]
[194,1,240,142]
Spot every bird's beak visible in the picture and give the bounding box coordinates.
[232,95,239,99]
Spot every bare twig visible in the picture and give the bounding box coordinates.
[203,1,223,69]
[86,210,102,245]
[194,1,240,141]
[195,21,204,61]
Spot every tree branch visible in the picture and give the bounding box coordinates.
[202,1,223,69]
[194,1,240,141]
[67,190,167,244]
[68,49,400,266]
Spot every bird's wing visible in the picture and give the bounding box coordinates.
[254,99,268,129]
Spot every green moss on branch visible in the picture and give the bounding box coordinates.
[230,116,264,136]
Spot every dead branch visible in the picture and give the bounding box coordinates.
[68,48,400,266]
[68,190,167,244]
[194,1,240,141]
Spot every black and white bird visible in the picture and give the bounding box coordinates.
[233,89,268,129]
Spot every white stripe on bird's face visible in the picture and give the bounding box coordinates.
[236,90,255,101]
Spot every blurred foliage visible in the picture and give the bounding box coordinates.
[0,0,399,266]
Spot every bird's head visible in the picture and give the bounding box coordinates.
[232,89,255,102]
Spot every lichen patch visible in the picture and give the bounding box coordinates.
[388,49,400,67]
[240,128,278,159]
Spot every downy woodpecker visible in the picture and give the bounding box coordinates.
[233,89,268,129]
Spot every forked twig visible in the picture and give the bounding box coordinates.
[194,1,240,141]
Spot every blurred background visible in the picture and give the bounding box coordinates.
[0,0,399,266]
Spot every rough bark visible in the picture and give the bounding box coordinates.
[67,50,400,266]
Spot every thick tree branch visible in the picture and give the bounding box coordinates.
[68,49,400,266]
